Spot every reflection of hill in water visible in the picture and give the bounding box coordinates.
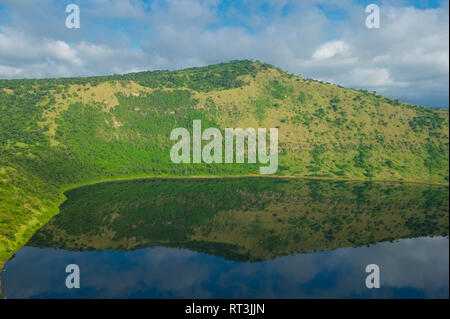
[28,178,449,262]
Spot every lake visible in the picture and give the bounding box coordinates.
[2,178,449,298]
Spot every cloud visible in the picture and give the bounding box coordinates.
[312,40,350,60]
[46,41,83,66]
[0,0,448,108]
[0,64,22,76]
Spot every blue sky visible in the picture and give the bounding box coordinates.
[0,0,448,108]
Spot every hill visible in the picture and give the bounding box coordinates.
[0,60,448,265]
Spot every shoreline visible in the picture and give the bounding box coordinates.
[59,173,449,194]
[0,261,4,298]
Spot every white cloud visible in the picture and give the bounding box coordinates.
[0,29,81,65]
[0,65,22,76]
[45,40,83,66]
[345,67,400,87]
[312,40,350,60]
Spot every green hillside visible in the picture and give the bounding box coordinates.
[0,60,449,265]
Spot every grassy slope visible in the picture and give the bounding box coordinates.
[0,60,448,265]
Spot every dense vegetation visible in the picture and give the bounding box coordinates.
[0,60,449,266]
[28,178,449,261]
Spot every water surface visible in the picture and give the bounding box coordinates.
[3,178,449,298]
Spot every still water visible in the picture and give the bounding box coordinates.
[2,178,449,298]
